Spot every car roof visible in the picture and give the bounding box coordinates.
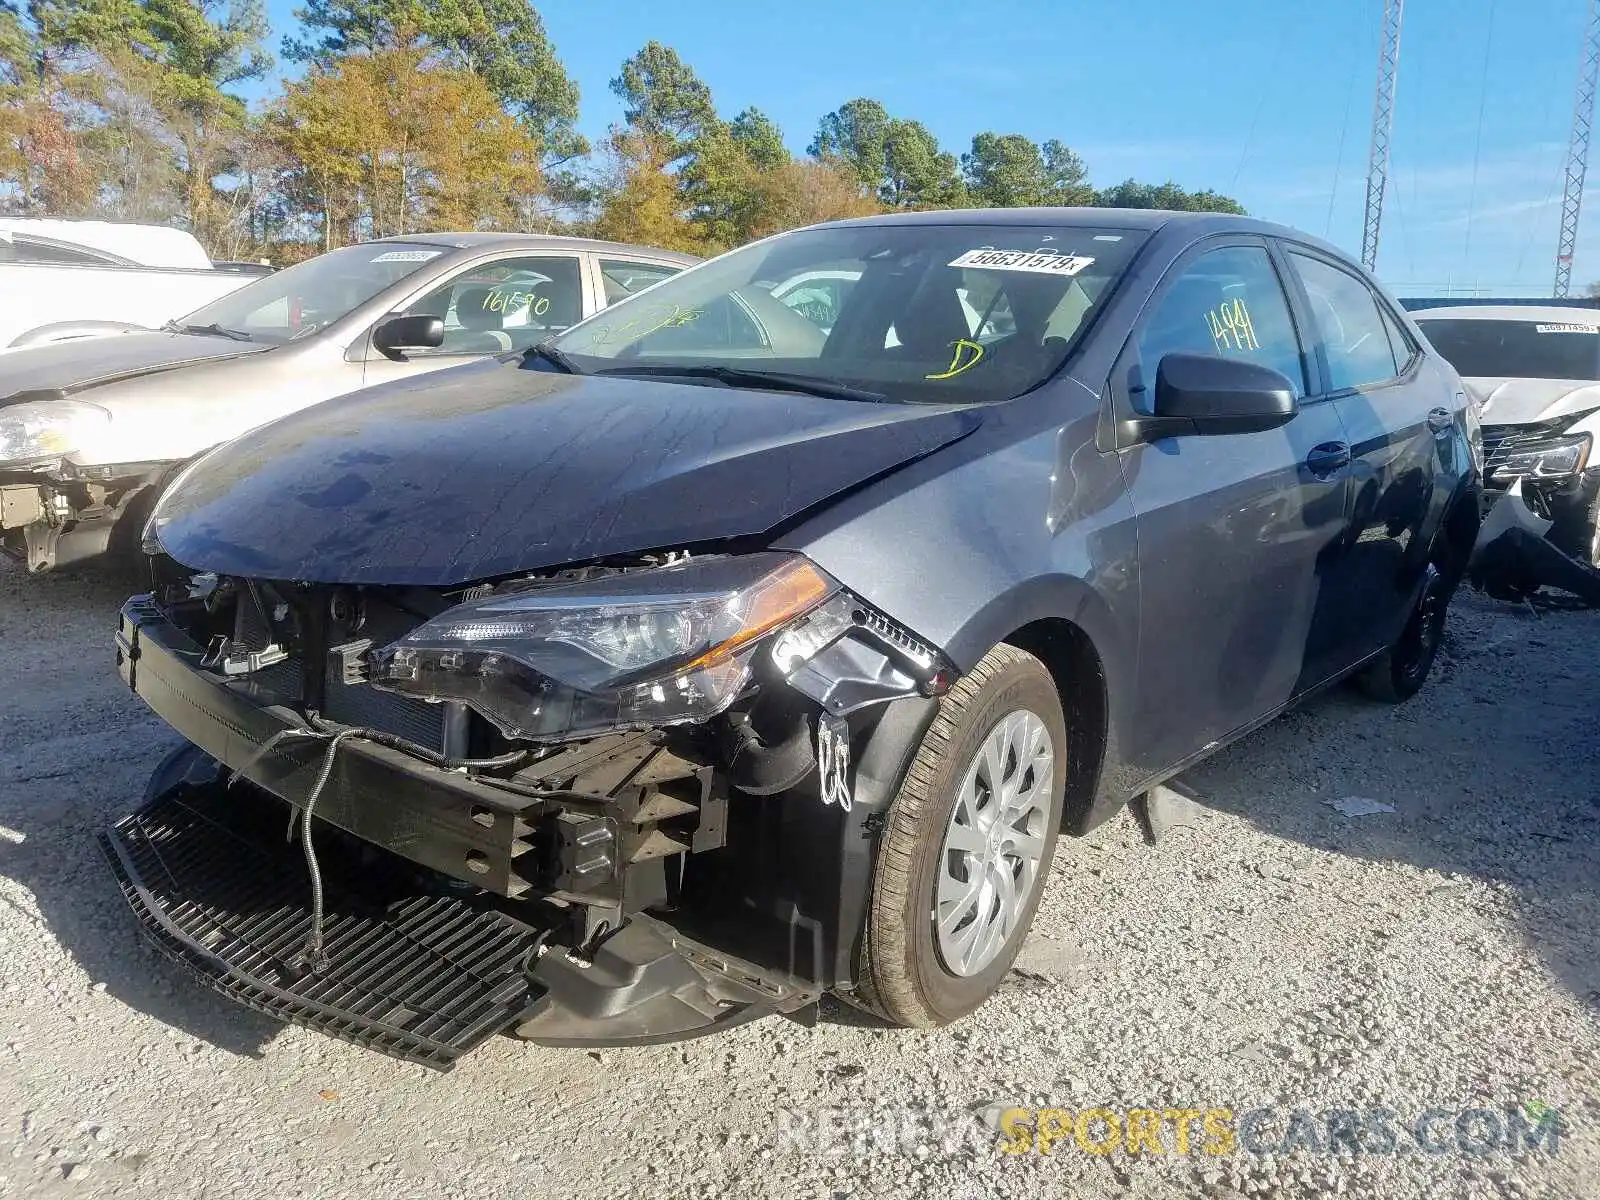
[824,206,1284,235]
[816,206,1363,264]
[0,218,213,268]
[368,231,700,265]
[1408,303,1600,323]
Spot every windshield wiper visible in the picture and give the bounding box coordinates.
[162,320,252,342]
[525,340,582,374]
[595,364,887,403]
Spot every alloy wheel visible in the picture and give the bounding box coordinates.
[933,709,1054,978]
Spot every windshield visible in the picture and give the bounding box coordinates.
[546,223,1148,403]
[1416,317,1600,381]
[177,242,448,344]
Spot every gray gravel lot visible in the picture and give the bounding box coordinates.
[1,558,1596,1199]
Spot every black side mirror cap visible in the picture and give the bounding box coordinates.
[372,313,444,359]
[1132,352,1299,439]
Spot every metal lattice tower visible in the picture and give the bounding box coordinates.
[1361,0,1406,272]
[1555,0,1600,298]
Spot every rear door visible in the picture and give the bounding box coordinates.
[1114,238,1354,777]
[1280,246,1444,661]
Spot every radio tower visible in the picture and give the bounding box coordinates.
[1361,0,1405,272]
[1555,0,1600,298]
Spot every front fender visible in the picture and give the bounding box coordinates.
[778,385,1143,827]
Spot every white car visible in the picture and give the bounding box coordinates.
[0,219,257,348]
[1413,304,1600,565]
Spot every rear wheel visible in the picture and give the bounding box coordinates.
[852,644,1066,1027]
[1355,562,1451,703]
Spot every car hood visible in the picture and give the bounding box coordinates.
[0,331,269,404]
[1464,376,1600,427]
[150,358,984,586]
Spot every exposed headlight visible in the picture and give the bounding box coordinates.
[370,553,836,742]
[1491,434,1592,483]
[0,399,111,465]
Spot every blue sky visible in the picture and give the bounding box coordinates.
[257,0,1595,295]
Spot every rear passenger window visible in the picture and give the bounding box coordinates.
[1378,302,1417,370]
[598,259,680,304]
[1135,244,1307,409]
[1288,252,1400,391]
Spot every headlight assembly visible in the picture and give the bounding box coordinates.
[0,399,111,466]
[370,553,836,742]
[1491,433,1592,483]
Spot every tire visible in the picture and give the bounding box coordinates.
[852,644,1066,1027]
[1355,561,1452,703]
[1548,470,1600,567]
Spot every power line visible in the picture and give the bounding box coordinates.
[1325,28,1362,238]
[1229,20,1294,195]
[1463,0,1498,266]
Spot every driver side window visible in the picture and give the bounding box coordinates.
[403,255,584,357]
[1135,245,1307,412]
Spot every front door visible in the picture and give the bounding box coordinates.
[1281,247,1445,661]
[360,253,588,388]
[1115,239,1354,778]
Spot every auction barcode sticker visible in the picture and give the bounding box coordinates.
[949,248,1096,276]
[370,250,442,263]
[1535,322,1600,333]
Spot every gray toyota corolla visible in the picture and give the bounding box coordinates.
[108,208,1481,1068]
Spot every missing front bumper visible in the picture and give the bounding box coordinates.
[108,595,828,1063]
[101,752,819,1065]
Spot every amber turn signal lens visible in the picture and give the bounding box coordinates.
[684,558,834,669]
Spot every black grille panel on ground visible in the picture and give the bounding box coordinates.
[100,785,542,1070]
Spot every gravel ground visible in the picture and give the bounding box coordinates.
[0,557,1596,1200]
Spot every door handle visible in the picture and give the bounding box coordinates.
[1306,441,1351,477]
[1426,407,1453,435]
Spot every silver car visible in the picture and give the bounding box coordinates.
[0,233,697,572]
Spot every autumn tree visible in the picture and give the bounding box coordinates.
[130,0,273,245]
[0,0,273,240]
[740,157,880,238]
[0,1,98,213]
[273,46,540,247]
[283,0,582,163]
[590,127,695,252]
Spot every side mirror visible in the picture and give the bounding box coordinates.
[372,313,444,359]
[1144,352,1298,437]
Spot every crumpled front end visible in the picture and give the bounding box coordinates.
[106,553,954,1067]
[1,459,168,572]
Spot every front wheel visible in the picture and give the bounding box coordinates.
[1548,470,1600,568]
[1355,562,1451,703]
[852,644,1066,1027]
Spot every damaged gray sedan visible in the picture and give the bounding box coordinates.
[107,209,1481,1067]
